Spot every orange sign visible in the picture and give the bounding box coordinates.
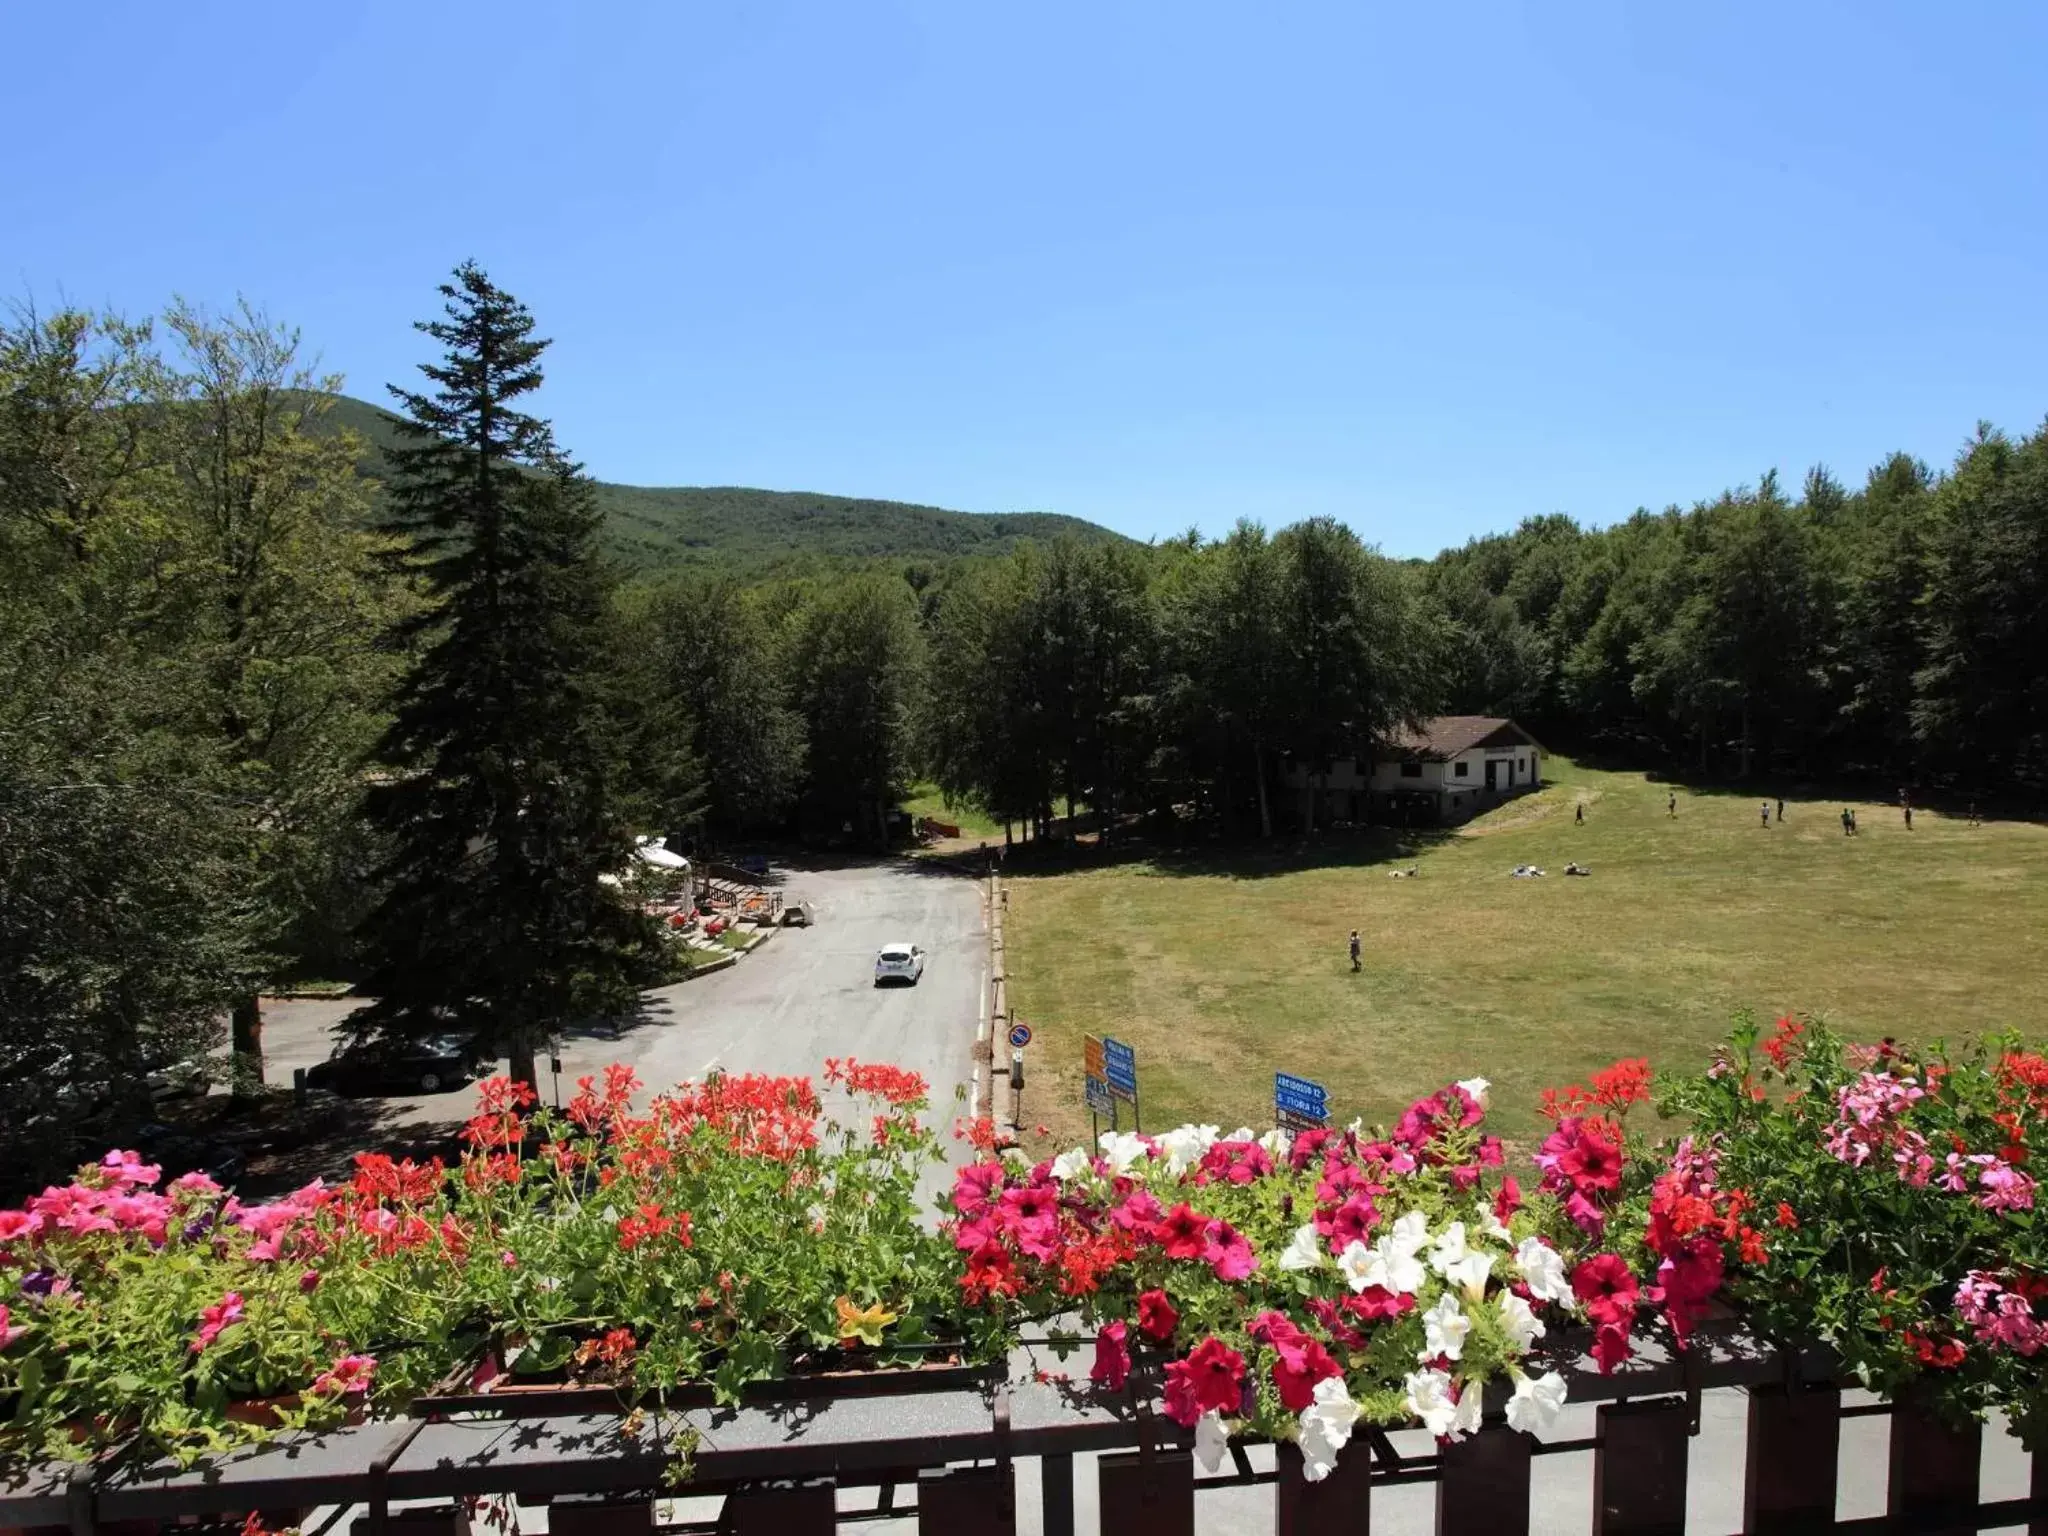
[1084,1035,1105,1078]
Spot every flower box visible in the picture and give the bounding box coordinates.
[411,1346,997,1418]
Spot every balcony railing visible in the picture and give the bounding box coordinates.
[5,1316,2046,1536]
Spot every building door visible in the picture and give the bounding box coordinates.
[1485,759,1498,791]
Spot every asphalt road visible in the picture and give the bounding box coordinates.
[259,858,986,1140]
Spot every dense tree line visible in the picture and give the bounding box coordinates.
[5,262,2044,1187]
[1424,428,2048,786]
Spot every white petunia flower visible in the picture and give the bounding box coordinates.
[1505,1371,1568,1434]
[1450,1378,1484,1437]
[1226,1126,1259,1145]
[1475,1200,1512,1244]
[1512,1236,1573,1303]
[1428,1221,1469,1275]
[1421,1293,1470,1361]
[1158,1124,1220,1177]
[1456,1077,1491,1110]
[1497,1290,1545,1353]
[1050,1147,1093,1182]
[1193,1410,1230,1473]
[1403,1368,1458,1436]
[1444,1249,1495,1297]
[1098,1131,1149,1175]
[1361,1233,1426,1296]
[1346,1116,1365,1135]
[1279,1223,1326,1272]
[1259,1126,1293,1159]
[1297,1375,1359,1483]
[1337,1239,1377,1292]
[1388,1210,1431,1257]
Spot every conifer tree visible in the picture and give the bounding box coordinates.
[354,263,646,1088]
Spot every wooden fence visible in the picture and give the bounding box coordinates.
[7,1318,2047,1535]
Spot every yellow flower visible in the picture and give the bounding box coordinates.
[835,1295,897,1348]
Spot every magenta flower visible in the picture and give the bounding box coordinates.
[191,1291,245,1353]
[1203,1219,1258,1282]
[1980,1162,2036,1213]
[0,1305,25,1350]
[312,1353,377,1397]
[1089,1321,1130,1391]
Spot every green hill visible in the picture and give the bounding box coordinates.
[321,394,1122,570]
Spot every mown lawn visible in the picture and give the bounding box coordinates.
[1005,761,2048,1150]
[902,782,1006,841]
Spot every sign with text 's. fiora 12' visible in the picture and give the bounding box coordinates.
[1274,1071,1330,1130]
[1082,1034,1116,1118]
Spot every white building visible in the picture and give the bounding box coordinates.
[1282,716,1545,827]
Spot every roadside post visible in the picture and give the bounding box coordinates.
[1274,1071,1331,1133]
[1104,1035,1140,1134]
[1007,1022,1031,1131]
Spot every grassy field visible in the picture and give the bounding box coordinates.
[902,782,1007,842]
[1006,760,2048,1150]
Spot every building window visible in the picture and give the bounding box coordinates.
[1453,761,1469,778]
[1400,761,1422,779]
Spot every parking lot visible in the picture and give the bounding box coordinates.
[258,858,986,1150]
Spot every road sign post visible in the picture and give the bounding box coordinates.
[1084,1034,1114,1138]
[1274,1071,1330,1132]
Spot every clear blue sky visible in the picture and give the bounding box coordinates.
[7,1,2046,555]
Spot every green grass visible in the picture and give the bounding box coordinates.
[1006,760,2048,1150]
[902,782,1006,842]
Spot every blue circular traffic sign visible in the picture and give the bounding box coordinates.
[1008,1022,1033,1049]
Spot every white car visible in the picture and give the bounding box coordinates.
[874,941,926,986]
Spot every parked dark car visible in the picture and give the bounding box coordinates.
[134,1122,246,1187]
[304,1033,480,1098]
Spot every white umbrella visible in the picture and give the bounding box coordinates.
[634,836,689,871]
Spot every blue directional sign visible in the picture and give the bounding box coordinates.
[1275,1071,1330,1126]
[1084,1076,1115,1115]
[1008,1022,1033,1050]
[1102,1036,1138,1101]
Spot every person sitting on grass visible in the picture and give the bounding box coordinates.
[1564,862,1590,876]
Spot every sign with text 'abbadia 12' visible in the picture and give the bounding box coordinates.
[1274,1071,1330,1130]
[1102,1036,1138,1103]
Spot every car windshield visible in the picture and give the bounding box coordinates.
[880,949,910,962]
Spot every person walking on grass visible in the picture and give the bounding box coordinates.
[1761,801,1771,828]
[1904,802,1914,831]
[1776,798,1785,823]
[1349,930,1361,973]
[1668,791,1677,818]
[1575,802,1584,826]
[1840,807,1853,837]
[1969,802,1981,827]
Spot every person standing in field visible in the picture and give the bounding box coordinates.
[1668,791,1677,817]
[1776,798,1785,823]
[1349,930,1361,973]
[1969,802,1981,827]
[1904,802,1914,831]
[1840,807,1852,836]
[1760,801,1771,828]
[1575,803,1584,826]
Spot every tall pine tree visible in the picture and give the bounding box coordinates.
[354,263,646,1088]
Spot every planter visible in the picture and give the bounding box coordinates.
[223,1395,367,1429]
[411,1347,999,1419]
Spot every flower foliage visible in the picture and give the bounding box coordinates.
[947,1078,1570,1481]
[0,1062,991,1467]
[1660,1013,2048,1442]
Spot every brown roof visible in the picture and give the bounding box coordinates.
[1384,715,1543,760]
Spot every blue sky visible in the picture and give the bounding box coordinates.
[7,1,2045,555]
